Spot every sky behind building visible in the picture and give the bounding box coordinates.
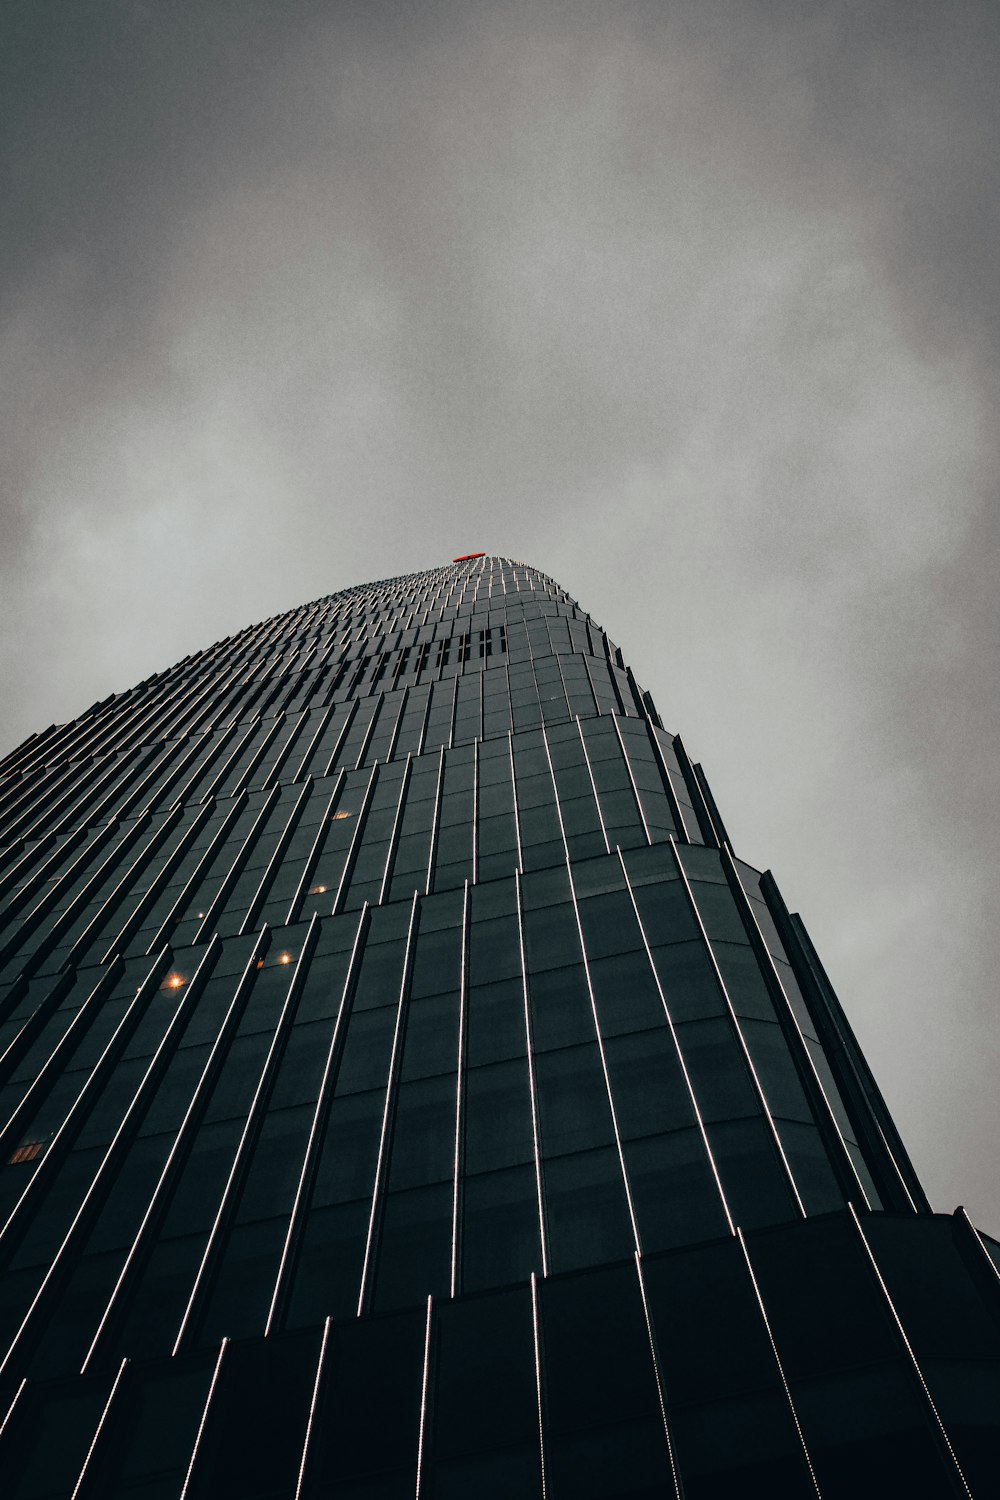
[1,0,998,1231]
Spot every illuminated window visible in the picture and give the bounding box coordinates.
[278,952,293,965]
[309,884,328,894]
[161,973,186,991]
[9,1142,43,1164]
[332,810,352,820]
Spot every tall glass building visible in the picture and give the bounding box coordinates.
[0,555,996,1498]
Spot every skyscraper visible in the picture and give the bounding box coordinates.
[0,554,996,1498]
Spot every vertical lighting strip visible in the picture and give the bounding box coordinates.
[669,843,807,1219]
[515,872,549,1279]
[210,782,286,940]
[719,847,872,1210]
[414,1295,435,1500]
[179,1337,229,1500]
[449,882,470,1299]
[285,773,346,926]
[737,1229,822,1499]
[540,726,643,1254]
[378,757,414,908]
[847,1204,973,1497]
[169,916,321,1357]
[0,940,187,1256]
[575,716,610,854]
[80,929,271,1370]
[294,1316,332,1500]
[331,763,379,917]
[356,890,420,1316]
[264,905,368,1335]
[618,850,735,1236]
[470,739,479,886]
[609,715,653,846]
[530,1271,548,1500]
[508,731,524,873]
[424,746,446,897]
[633,1253,684,1500]
[68,1357,130,1500]
[146,793,249,954]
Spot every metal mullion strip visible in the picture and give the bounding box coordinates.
[424,747,447,896]
[260,711,310,789]
[378,757,414,908]
[446,676,459,751]
[179,1337,230,1500]
[168,723,239,807]
[290,703,336,782]
[633,1254,685,1500]
[515,872,549,1278]
[0,758,69,833]
[0,963,124,1159]
[954,1206,1000,1290]
[122,730,210,817]
[0,942,224,1374]
[471,740,479,885]
[229,713,287,797]
[146,794,248,954]
[356,890,421,1316]
[530,1271,549,1500]
[718,847,873,1210]
[331,764,380,917]
[90,737,197,826]
[669,843,807,1218]
[0,966,79,1089]
[0,811,157,980]
[0,825,88,933]
[191,718,263,803]
[414,1296,435,1500]
[617,851,735,1235]
[643,728,691,843]
[0,947,182,1258]
[168,918,322,1359]
[609,715,653,845]
[264,905,370,1336]
[285,773,346,927]
[736,1229,823,1498]
[385,687,409,762]
[41,740,163,840]
[352,694,385,770]
[413,686,432,758]
[509,732,524,872]
[573,716,610,854]
[777,897,926,1215]
[319,699,361,779]
[539,729,642,1255]
[670,734,723,848]
[229,783,311,940]
[9,745,144,846]
[847,1205,974,1496]
[294,1315,333,1500]
[80,930,271,1372]
[449,882,470,1298]
[68,1356,131,1500]
[98,800,217,966]
[578,654,604,719]
[63,804,189,971]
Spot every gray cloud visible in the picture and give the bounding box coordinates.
[2,0,998,1229]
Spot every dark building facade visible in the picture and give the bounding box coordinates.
[0,554,997,1497]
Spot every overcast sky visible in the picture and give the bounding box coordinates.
[2,0,998,1232]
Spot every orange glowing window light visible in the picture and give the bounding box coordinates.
[9,1141,43,1164]
[162,972,186,991]
[278,952,293,965]
[309,884,328,895]
[332,810,352,820]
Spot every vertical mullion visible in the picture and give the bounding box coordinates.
[618,849,736,1236]
[669,843,807,1219]
[356,891,420,1316]
[515,872,549,1278]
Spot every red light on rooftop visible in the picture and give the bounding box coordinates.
[452,552,485,562]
